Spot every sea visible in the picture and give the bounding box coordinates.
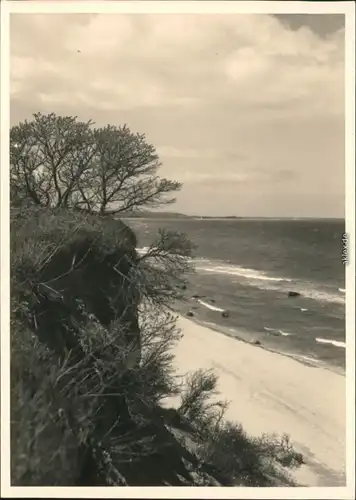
[124,217,346,373]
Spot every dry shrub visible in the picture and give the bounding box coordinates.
[177,368,303,486]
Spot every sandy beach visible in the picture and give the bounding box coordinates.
[170,315,346,487]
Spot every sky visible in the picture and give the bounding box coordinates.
[10,11,345,217]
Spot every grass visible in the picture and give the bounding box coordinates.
[10,205,303,486]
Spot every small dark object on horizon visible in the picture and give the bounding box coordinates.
[288,291,301,297]
[221,310,229,318]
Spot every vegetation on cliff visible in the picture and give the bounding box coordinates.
[10,113,303,486]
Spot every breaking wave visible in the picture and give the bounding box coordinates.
[315,338,346,348]
[194,259,345,306]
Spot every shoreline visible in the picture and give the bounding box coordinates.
[188,313,345,377]
[169,314,346,487]
[172,292,345,376]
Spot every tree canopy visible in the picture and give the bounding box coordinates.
[10,112,181,215]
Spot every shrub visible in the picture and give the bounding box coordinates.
[177,368,303,486]
[178,369,228,431]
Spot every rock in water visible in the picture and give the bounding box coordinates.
[221,310,230,318]
[187,311,194,317]
[252,339,262,345]
[288,291,301,297]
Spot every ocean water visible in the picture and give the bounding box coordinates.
[125,218,346,372]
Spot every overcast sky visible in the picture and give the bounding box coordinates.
[10,12,345,217]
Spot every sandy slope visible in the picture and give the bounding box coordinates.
[171,316,346,486]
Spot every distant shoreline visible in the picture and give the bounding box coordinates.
[123,214,345,221]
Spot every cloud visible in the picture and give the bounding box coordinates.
[10,14,344,116]
[10,13,345,217]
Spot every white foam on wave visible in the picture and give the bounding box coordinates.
[264,327,292,336]
[254,281,345,306]
[202,321,221,329]
[193,258,345,306]
[301,289,345,305]
[300,308,308,312]
[196,264,292,283]
[294,354,321,364]
[315,338,346,348]
[197,299,225,312]
[139,250,345,307]
[279,330,292,336]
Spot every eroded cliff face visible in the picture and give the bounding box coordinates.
[11,206,141,360]
[11,207,143,485]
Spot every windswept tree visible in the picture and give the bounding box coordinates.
[10,113,181,214]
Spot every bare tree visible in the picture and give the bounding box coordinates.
[11,113,95,208]
[10,113,181,214]
[91,125,180,215]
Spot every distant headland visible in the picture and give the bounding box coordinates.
[122,211,344,221]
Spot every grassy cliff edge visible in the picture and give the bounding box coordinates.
[11,206,303,486]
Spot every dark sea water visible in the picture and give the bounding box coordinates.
[125,218,346,372]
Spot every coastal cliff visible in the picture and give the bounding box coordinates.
[10,206,304,487]
[11,206,143,484]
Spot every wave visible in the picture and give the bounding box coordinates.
[244,281,345,306]
[137,250,345,306]
[195,260,345,306]
[294,288,345,306]
[264,327,292,337]
[197,299,225,312]
[195,263,293,283]
[291,354,321,364]
[315,338,346,348]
